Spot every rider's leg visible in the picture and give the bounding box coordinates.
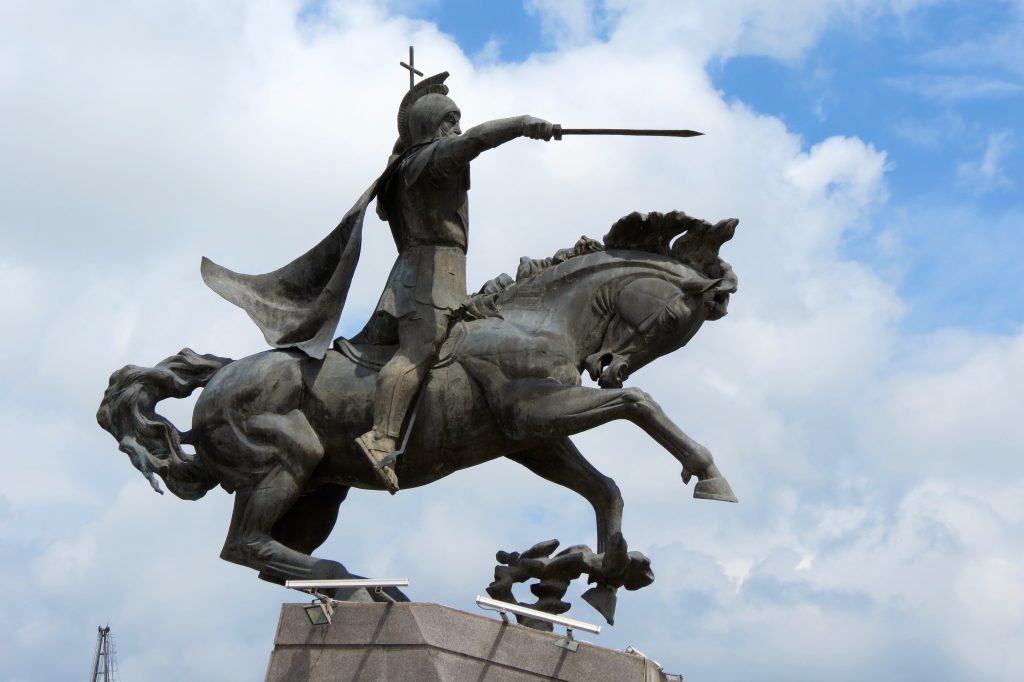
[357,306,448,492]
[377,308,448,439]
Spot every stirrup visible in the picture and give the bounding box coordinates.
[377,449,401,469]
[379,388,424,469]
[355,433,400,494]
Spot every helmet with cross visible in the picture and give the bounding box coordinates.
[396,72,460,149]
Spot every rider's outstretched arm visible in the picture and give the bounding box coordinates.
[438,116,553,171]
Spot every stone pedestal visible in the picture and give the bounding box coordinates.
[264,602,680,681]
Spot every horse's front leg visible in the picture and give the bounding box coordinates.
[622,389,738,503]
[506,437,630,624]
[500,379,737,502]
[507,437,623,554]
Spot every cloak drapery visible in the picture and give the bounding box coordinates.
[200,152,412,359]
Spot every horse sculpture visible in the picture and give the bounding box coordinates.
[97,210,739,623]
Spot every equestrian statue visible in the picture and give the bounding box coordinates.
[97,66,740,626]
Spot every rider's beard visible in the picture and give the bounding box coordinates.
[435,121,460,139]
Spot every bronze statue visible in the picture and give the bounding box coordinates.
[358,76,556,492]
[200,73,555,493]
[97,66,740,624]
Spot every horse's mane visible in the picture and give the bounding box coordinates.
[463,236,603,319]
[463,211,738,321]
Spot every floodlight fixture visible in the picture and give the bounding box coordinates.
[304,598,334,626]
[475,595,601,651]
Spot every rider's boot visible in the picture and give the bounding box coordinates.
[355,430,400,494]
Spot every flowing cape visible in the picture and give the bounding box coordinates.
[200,181,377,359]
[199,147,429,359]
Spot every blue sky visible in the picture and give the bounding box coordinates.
[1,1,1022,680]
[275,1,1017,349]
[411,0,1024,335]
[725,2,1022,335]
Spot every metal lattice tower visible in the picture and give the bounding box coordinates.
[89,625,119,682]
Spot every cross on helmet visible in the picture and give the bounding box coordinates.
[396,72,459,150]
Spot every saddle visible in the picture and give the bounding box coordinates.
[333,320,466,373]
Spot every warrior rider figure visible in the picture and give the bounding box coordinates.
[358,76,554,492]
[200,72,554,494]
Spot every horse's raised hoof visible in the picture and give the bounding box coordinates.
[582,584,618,625]
[693,477,738,503]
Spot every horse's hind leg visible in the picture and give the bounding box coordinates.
[221,466,346,581]
[218,410,348,582]
[266,482,409,602]
[270,482,351,556]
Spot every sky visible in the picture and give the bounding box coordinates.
[0,0,1021,680]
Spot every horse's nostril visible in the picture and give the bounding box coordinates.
[584,351,616,381]
[598,356,630,389]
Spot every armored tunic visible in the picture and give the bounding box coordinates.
[376,137,472,318]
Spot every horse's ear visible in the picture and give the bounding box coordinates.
[669,215,739,265]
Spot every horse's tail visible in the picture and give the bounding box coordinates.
[97,348,233,500]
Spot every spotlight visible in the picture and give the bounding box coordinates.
[304,598,334,626]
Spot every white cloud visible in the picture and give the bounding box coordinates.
[31,531,97,592]
[1,1,1022,680]
[918,8,1024,77]
[862,330,1024,480]
[605,0,942,63]
[886,74,1023,101]
[785,135,888,211]
[957,129,1016,191]
[471,36,503,65]
[891,110,968,148]
[526,0,600,47]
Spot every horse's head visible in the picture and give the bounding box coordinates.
[582,275,717,387]
[583,214,739,388]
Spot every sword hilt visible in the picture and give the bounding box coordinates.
[553,123,563,141]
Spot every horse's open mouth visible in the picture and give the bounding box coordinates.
[584,351,631,389]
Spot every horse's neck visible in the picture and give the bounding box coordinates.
[519,251,681,303]
[505,253,679,344]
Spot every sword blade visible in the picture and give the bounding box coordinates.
[555,127,704,139]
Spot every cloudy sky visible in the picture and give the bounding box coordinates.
[1,0,1021,679]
